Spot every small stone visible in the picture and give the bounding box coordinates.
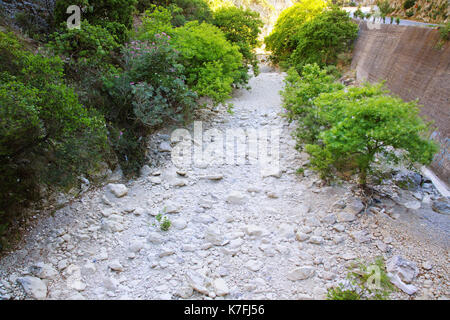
[386,256,419,284]
[29,262,58,280]
[149,177,162,185]
[422,261,433,270]
[213,278,230,296]
[404,201,421,210]
[321,214,337,225]
[333,224,345,232]
[108,260,124,272]
[164,201,181,214]
[245,260,263,272]
[107,184,128,198]
[287,266,315,281]
[346,198,365,214]
[172,218,187,230]
[159,142,172,152]
[295,232,309,242]
[243,225,265,237]
[186,270,210,295]
[341,253,357,260]
[226,191,247,205]
[337,212,357,222]
[200,174,223,181]
[204,226,224,246]
[147,232,164,244]
[309,236,324,245]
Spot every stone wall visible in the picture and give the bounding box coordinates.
[351,21,450,183]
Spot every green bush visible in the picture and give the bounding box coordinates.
[290,7,358,72]
[264,0,327,63]
[136,5,176,41]
[103,35,197,174]
[47,21,121,108]
[54,0,137,43]
[171,21,244,104]
[281,64,343,145]
[137,0,212,26]
[305,83,438,186]
[212,6,263,76]
[0,32,108,223]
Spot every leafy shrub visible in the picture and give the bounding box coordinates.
[439,22,450,41]
[47,21,120,108]
[264,0,327,63]
[406,9,414,18]
[103,35,197,174]
[281,64,343,145]
[289,7,358,72]
[305,83,438,186]
[0,32,108,224]
[54,0,137,43]
[171,21,244,104]
[136,5,176,41]
[137,0,212,26]
[212,6,263,76]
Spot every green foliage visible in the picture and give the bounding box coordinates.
[328,257,395,300]
[377,1,394,18]
[305,83,438,185]
[212,6,263,75]
[264,0,327,63]
[171,21,244,104]
[289,7,358,72]
[54,0,137,43]
[154,213,172,231]
[137,5,176,40]
[0,32,108,223]
[439,22,450,41]
[103,35,197,174]
[403,0,416,10]
[137,0,213,26]
[47,21,120,109]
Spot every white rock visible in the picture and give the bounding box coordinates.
[204,226,224,246]
[164,201,181,214]
[308,236,324,245]
[243,225,265,237]
[296,232,310,242]
[245,260,263,272]
[341,252,357,260]
[147,232,164,244]
[17,276,47,300]
[388,273,418,295]
[140,165,151,177]
[277,223,295,238]
[322,214,337,225]
[29,262,58,280]
[422,261,433,270]
[107,184,128,198]
[404,201,421,210]
[159,141,172,152]
[386,256,418,284]
[337,211,357,222]
[287,267,315,281]
[226,191,247,205]
[186,270,210,295]
[108,260,124,272]
[346,198,364,214]
[213,278,230,296]
[172,218,187,230]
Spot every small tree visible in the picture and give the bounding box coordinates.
[306,83,438,187]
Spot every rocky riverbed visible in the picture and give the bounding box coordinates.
[0,66,448,300]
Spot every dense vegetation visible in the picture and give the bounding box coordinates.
[281,64,438,187]
[265,1,358,72]
[0,0,263,243]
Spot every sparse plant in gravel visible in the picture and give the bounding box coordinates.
[327,257,395,300]
[154,213,172,231]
